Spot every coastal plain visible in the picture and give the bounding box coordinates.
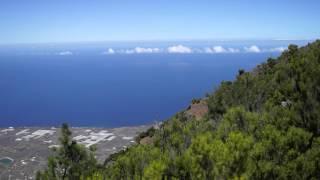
[0,125,149,179]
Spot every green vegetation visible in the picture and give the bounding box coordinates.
[36,124,100,179]
[37,40,320,179]
[191,98,201,104]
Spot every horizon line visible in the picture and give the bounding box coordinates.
[0,38,318,46]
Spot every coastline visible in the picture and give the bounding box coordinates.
[0,125,150,179]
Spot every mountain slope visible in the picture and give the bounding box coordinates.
[37,40,320,179]
[102,40,320,180]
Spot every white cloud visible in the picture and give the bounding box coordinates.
[204,46,240,53]
[99,45,277,55]
[212,46,227,53]
[204,47,214,53]
[134,47,160,54]
[244,45,261,53]
[58,51,73,56]
[227,48,240,53]
[102,48,115,54]
[167,45,192,53]
[124,49,135,54]
[122,47,161,54]
[269,47,287,52]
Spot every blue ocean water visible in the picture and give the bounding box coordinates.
[0,40,310,127]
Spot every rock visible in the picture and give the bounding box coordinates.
[139,136,153,145]
[185,100,208,120]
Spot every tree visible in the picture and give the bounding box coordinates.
[36,123,98,180]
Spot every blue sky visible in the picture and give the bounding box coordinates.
[0,0,319,44]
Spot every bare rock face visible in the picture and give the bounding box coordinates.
[185,100,209,120]
[139,136,153,145]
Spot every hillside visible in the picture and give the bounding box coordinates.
[37,40,320,179]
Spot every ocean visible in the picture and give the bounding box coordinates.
[0,40,310,127]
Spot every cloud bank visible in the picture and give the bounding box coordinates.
[102,47,161,54]
[204,46,240,53]
[133,47,161,54]
[167,45,192,53]
[102,48,115,54]
[227,48,240,53]
[58,51,73,56]
[205,46,226,53]
[101,45,288,55]
[244,45,261,53]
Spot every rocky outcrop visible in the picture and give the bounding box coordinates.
[185,99,208,120]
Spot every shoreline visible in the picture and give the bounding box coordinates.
[0,123,154,129]
[0,121,159,129]
[0,125,150,179]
